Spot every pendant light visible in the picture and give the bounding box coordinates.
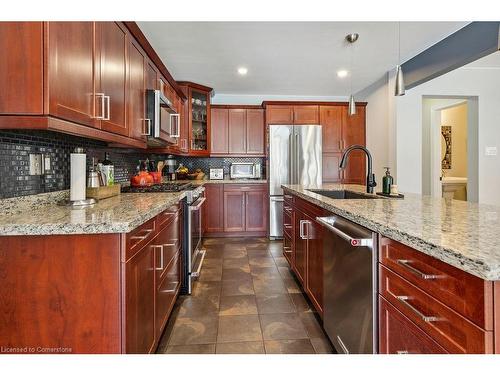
[346,33,359,116]
[395,22,406,96]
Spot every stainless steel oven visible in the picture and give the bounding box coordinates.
[146,89,180,147]
[182,185,206,294]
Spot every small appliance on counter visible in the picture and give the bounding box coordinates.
[209,168,224,180]
[163,158,177,181]
[60,148,97,207]
[229,162,261,179]
[86,157,120,200]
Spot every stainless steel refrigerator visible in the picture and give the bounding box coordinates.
[269,125,322,238]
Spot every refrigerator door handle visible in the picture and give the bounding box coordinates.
[270,196,284,202]
[289,131,294,185]
[295,132,300,185]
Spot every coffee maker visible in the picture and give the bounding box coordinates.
[164,158,177,181]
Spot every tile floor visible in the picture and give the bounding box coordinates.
[156,237,335,354]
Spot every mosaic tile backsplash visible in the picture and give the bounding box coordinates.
[0,130,266,199]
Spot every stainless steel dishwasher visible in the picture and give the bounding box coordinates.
[316,215,378,354]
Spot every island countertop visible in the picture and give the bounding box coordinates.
[282,183,500,281]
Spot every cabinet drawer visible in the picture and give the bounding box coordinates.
[283,208,293,238]
[295,196,325,218]
[283,193,294,205]
[223,183,266,192]
[380,237,493,329]
[379,296,447,354]
[283,232,293,267]
[125,217,157,261]
[155,213,181,281]
[379,265,493,353]
[157,203,181,230]
[156,251,181,339]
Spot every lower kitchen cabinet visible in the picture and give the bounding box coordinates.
[204,183,268,237]
[304,214,323,315]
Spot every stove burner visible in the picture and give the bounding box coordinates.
[121,182,193,193]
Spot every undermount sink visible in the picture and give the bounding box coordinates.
[307,189,380,199]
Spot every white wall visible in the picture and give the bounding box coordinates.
[212,94,347,105]
[396,67,500,205]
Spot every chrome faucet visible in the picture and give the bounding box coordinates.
[339,145,377,193]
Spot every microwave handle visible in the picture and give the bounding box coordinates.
[171,114,180,138]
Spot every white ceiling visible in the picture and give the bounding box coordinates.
[138,22,468,96]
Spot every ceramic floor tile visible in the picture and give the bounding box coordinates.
[250,266,282,280]
[253,278,288,295]
[177,295,220,318]
[223,243,247,251]
[245,243,270,250]
[256,294,296,314]
[216,341,265,354]
[222,267,252,281]
[247,249,274,259]
[259,313,308,340]
[198,266,223,281]
[264,339,315,354]
[191,281,222,298]
[203,257,224,267]
[223,249,248,259]
[168,315,218,345]
[283,277,303,294]
[164,344,216,354]
[299,312,326,339]
[249,257,276,268]
[310,337,335,354]
[223,258,250,271]
[277,266,295,280]
[289,293,314,313]
[217,315,263,343]
[221,278,255,296]
[219,295,258,316]
[273,257,290,267]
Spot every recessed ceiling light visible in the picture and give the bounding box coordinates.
[237,67,248,75]
[337,70,348,78]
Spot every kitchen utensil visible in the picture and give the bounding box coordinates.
[87,171,100,188]
[157,161,164,173]
[131,171,154,187]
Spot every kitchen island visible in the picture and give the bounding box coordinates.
[282,183,500,354]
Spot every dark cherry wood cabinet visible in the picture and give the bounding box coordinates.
[266,105,293,124]
[293,208,307,285]
[47,22,100,128]
[224,190,246,232]
[265,104,319,125]
[304,213,323,315]
[128,39,147,141]
[210,106,265,156]
[322,153,342,183]
[210,108,229,154]
[245,188,268,232]
[204,184,224,233]
[293,105,319,124]
[320,106,343,153]
[228,109,247,154]
[342,105,366,184]
[97,22,128,136]
[0,22,43,115]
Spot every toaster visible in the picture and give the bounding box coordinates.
[209,168,224,180]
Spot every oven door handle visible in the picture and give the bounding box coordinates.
[189,197,206,211]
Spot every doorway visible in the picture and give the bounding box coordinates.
[422,96,478,202]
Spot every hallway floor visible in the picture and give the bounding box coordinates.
[156,238,334,354]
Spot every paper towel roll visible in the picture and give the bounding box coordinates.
[70,148,86,201]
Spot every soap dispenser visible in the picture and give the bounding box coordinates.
[382,167,393,195]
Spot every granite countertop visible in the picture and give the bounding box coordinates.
[175,178,267,185]
[0,190,185,236]
[282,183,500,281]
[0,179,267,236]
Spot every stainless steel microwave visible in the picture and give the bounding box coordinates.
[146,89,180,147]
[230,163,262,179]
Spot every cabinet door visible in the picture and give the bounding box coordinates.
[204,184,224,233]
[97,22,128,136]
[189,88,210,155]
[228,109,246,154]
[322,153,342,183]
[47,22,99,128]
[245,189,267,232]
[305,215,323,314]
[379,297,447,354]
[224,191,245,232]
[178,86,190,153]
[210,108,229,154]
[0,22,43,115]
[266,105,293,124]
[128,40,147,141]
[293,209,306,285]
[246,109,265,154]
[342,105,366,184]
[320,106,343,153]
[156,251,181,340]
[293,105,319,124]
[125,243,155,354]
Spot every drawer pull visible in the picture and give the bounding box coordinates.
[130,228,154,241]
[397,296,440,322]
[396,350,409,354]
[152,245,164,271]
[397,259,439,280]
[284,224,292,229]
[284,207,292,212]
[284,195,293,199]
[161,281,179,293]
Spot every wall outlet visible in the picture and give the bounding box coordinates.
[44,156,51,171]
[485,146,497,156]
[29,154,44,175]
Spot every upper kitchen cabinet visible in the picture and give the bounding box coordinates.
[0,22,44,115]
[210,106,265,156]
[95,22,129,136]
[128,39,148,142]
[320,104,366,184]
[265,103,319,125]
[47,22,100,128]
[178,82,213,156]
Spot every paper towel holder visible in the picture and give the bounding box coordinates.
[60,147,97,208]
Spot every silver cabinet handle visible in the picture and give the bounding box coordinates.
[336,335,349,354]
[396,296,440,322]
[151,244,164,271]
[104,95,111,121]
[189,197,206,211]
[162,239,178,248]
[396,260,440,280]
[171,114,180,137]
[299,219,307,239]
[316,217,373,247]
[130,228,154,241]
[396,350,409,354]
[95,93,105,119]
[142,119,151,136]
[191,250,206,278]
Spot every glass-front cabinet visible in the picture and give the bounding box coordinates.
[178,82,213,156]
